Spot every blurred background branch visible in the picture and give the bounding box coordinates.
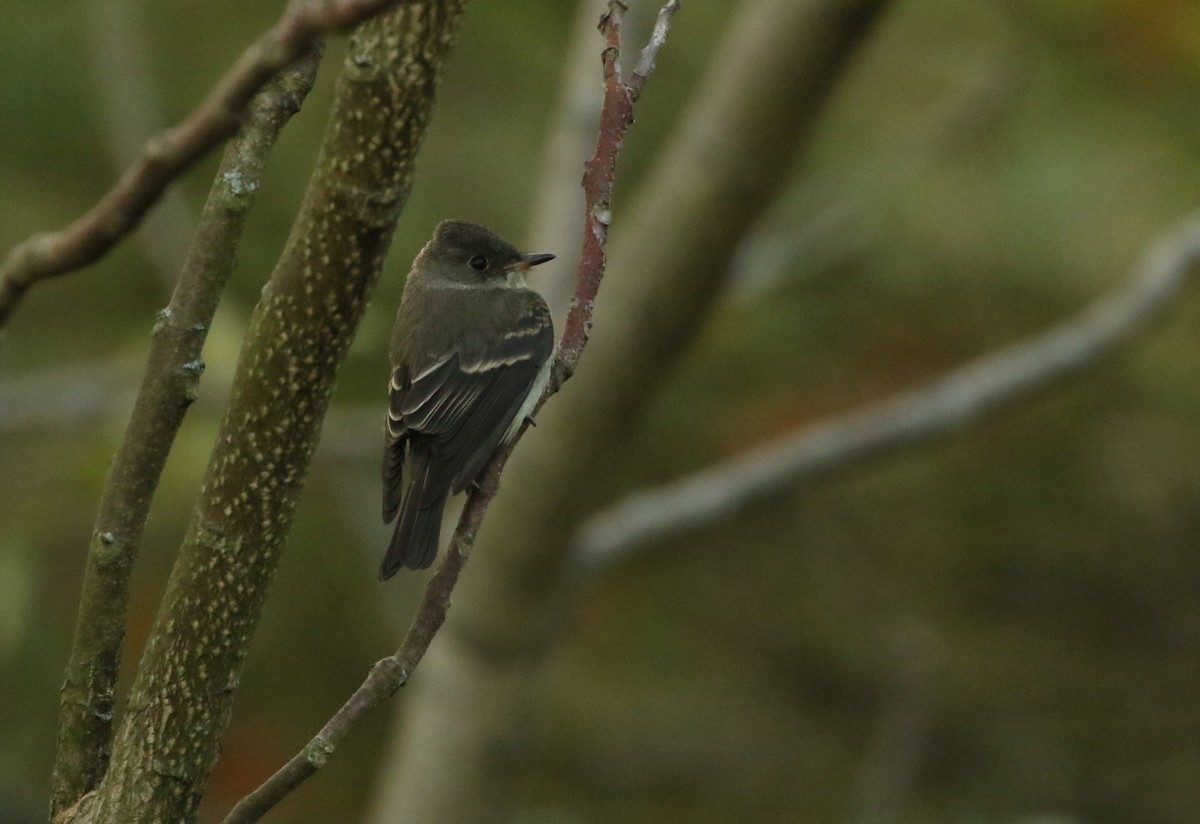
[0,361,138,433]
[524,0,604,324]
[85,0,196,292]
[575,210,1200,570]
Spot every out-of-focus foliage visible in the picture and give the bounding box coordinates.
[1,1,1199,823]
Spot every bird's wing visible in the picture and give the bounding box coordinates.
[383,295,553,518]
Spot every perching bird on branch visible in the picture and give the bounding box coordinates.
[381,220,555,577]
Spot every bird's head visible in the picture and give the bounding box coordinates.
[416,220,555,289]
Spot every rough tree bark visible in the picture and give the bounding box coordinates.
[365,1,892,822]
[58,4,468,823]
[50,48,323,820]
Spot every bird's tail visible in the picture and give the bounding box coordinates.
[380,487,446,579]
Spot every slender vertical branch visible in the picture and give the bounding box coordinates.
[525,0,607,322]
[217,5,681,822]
[218,454,490,824]
[551,0,677,386]
[71,5,468,824]
[49,48,324,820]
[0,0,413,327]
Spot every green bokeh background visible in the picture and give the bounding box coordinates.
[2,1,1200,822]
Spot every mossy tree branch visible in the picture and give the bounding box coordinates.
[58,4,468,823]
[49,48,324,821]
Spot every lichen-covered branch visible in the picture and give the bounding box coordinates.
[49,48,323,821]
[219,5,679,822]
[0,0,414,327]
[576,211,1200,567]
[67,5,468,824]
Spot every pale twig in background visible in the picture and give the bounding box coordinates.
[575,212,1200,570]
[525,0,605,323]
[850,622,938,824]
[731,50,1023,301]
[0,361,137,433]
[85,0,196,291]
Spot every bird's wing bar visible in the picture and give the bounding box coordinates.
[384,294,554,513]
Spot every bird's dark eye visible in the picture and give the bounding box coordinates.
[468,256,488,271]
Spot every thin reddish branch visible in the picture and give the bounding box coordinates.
[550,8,629,388]
[0,0,405,327]
[218,3,681,821]
[221,449,506,824]
[219,493,478,824]
[551,0,681,389]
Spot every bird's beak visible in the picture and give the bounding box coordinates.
[507,252,555,271]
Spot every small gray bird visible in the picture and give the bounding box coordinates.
[381,220,555,578]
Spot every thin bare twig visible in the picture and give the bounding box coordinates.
[629,0,680,100]
[368,1,893,817]
[218,4,682,822]
[0,0,405,327]
[219,458,480,824]
[575,212,1200,568]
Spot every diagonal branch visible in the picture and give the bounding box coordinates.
[575,211,1200,568]
[0,0,412,327]
[48,47,325,821]
[218,4,681,822]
